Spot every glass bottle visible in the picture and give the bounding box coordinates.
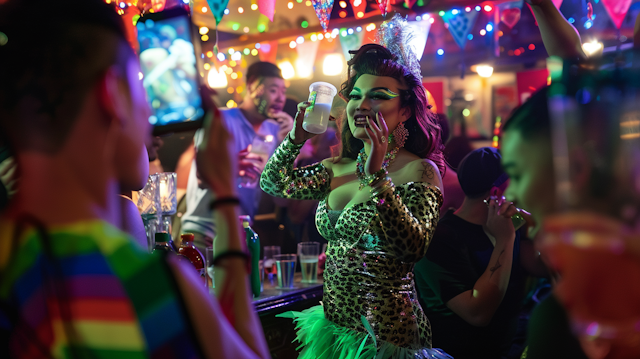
[240,216,262,297]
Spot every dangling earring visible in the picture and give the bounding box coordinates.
[390,121,409,148]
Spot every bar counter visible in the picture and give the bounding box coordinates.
[253,273,324,359]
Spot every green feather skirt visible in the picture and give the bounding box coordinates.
[277,305,453,359]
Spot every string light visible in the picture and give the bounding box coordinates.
[311,34,317,41]
[289,41,297,49]
[437,49,444,55]
[238,6,244,13]
[339,1,347,7]
[357,11,364,18]
[206,51,214,58]
[480,29,486,36]
[243,27,250,33]
[203,63,211,70]
[201,6,208,12]
[251,3,258,10]
[201,34,209,41]
[483,4,492,12]
[288,2,293,9]
[296,36,304,44]
[199,27,209,35]
[251,49,258,56]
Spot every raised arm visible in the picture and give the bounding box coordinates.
[172,89,270,359]
[527,0,587,59]
[373,181,442,263]
[260,134,331,201]
[445,199,517,327]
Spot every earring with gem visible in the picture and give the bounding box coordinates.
[390,121,408,148]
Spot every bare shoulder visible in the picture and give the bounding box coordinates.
[404,158,443,189]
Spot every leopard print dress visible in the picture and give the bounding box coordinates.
[260,135,446,358]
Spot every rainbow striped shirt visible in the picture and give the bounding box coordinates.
[0,220,203,358]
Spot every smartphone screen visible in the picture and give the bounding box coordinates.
[137,7,204,134]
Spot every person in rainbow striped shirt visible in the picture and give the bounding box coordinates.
[0,0,270,358]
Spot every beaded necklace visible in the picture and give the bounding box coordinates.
[356,146,400,190]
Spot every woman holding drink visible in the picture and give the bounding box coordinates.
[260,15,450,359]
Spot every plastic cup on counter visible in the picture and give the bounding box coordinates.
[274,254,297,289]
[298,242,320,283]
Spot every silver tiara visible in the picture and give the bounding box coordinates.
[375,14,422,81]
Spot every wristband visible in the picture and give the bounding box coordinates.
[212,250,251,273]
[209,197,240,211]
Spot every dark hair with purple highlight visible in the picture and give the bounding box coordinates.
[337,44,445,174]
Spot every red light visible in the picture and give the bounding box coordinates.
[508,50,514,56]
[519,47,525,52]
[514,49,521,56]
[484,4,492,12]
[339,10,347,18]
[528,44,535,50]
[465,6,471,12]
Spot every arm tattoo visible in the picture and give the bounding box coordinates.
[489,250,505,278]
[420,162,435,180]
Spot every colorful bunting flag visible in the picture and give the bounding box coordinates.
[407,18,431,61]
[258,0,276,22]
[442,8,479,50]
[377,0,390,18]
[601,0,632,29]
[258,41,278,63]
[312,0,334,31]
[349,0,367,19]
[499,0,523,30]
[339,31,364,61]
[207,0,230,24]
[295,40,321,78]
[552,0,562,8]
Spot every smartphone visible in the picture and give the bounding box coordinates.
[137,5,205,135]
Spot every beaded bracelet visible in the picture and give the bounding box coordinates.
[367,168,388,188]
[212,250,251,273]
[209,197,241,211]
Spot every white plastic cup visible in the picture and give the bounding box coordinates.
[303,82,338,134]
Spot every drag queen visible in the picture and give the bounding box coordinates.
[260,15,451,359]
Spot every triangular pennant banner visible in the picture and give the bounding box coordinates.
[405,0,417,9]
[258,0,276,22]
[349,0,367,19]
[443,8,479,50]
[552,0,562,8]
[258,41,278,63]
[377,0,390,18]
[312,0,334,31]
[499,0,523,30]
[601,0,632,29]
[295,40,321,78]
[407,18,431,61]
[207,0,230,24]
[340,31,364,61]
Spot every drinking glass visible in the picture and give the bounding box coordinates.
[298,242,320,283]
[137,174,160,252]
[239,134,275,188]
[205,247,215,291]
[274,254,296,289]
[263,245,281,284]
[303,82,337,134]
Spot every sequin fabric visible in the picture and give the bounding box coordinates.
[261,135,443,350]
